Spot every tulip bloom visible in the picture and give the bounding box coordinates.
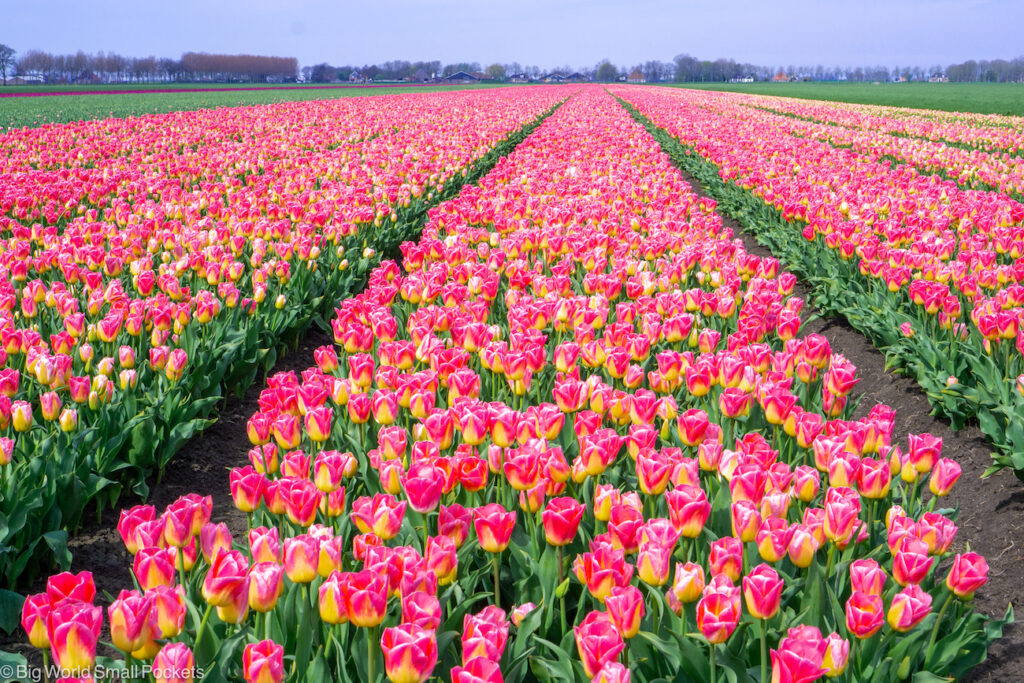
[849,559,886,596]
[887,584,933,632]
[451,657,503,683]
[21,593,51,649]
[666,485,710,538]
[438,504,472,548]
[403,463,446,513]
[402,591,442,632]
[380,626,440,683]
[230,467,265,513]
[343,569,389,628]
[945,552,989,599]
[425,535,459,586]
[845,591,884,639]
[153,642,196,683]
[605,585,645,639]
[708,537,743,582]
[351,493,407,541]
[46,602,102,672]
[929,458,961,497]
[697,589,741,644]
[134,547,176,591]
[822,632,850,678]
[243,639,285,683]
[541,497,585,547]
[892,540,934,587]
[676,408,710,447]
[473,503,515,553]
[108,589,156,653]
[637,544,672,587]
[46,571,96,605]
[743,564,784,620]
[248,562,284,613]
[202,549,250,607]
[574,611,625,678]
[769,641,828,683]
[510,602,537,627]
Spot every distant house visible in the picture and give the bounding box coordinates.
[928,74,949,83]
[442,71,480,84]
[541,73,567,83]
[729,76,755,83]
[627,69,646,84]
[349,71,366,83]
[566,72,588,83]
[771,70,790,82]
[508,72,531,83]
[7,75,44,85]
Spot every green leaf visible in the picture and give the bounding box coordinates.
[0,589,26,633]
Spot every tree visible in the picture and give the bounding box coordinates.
[595,60,618,82]
[0,44,15,85]
[485,63,506,81]
[310,63,336,83]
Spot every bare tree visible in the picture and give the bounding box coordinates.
[0,44,15,85]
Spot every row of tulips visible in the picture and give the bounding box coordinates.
[11,86,1006,683]
[741,93,1024,155]
[613,85,1024,478]
[0,87,569,586]
[755,101,1024,202]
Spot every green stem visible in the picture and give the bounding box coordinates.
[421,510,430,553]
[760,619,769,683]
[867,499,877,549]
[710,643,718,683]
[41,650,51,683]
[558,546,567,635]
[494,552,502,608]
[176,544,188,591]
[925,591,955,668]
[194,602,215,654]
[368,624,376,682]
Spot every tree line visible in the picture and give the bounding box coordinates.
[1,44,1023,86]
[5,49,298,83]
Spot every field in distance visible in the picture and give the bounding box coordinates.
[0,83,509,130]
[668,81,1024,116]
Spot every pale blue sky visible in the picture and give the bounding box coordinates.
[5,0,1020,68]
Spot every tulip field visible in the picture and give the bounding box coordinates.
[1,84,1019,682]
[612,86,1024,479]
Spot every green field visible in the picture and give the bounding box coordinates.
[667,82,1024,116]
[0,83,507,131]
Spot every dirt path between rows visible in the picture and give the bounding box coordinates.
[670,164,1024,681]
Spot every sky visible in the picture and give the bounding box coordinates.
[4,0,1021,69]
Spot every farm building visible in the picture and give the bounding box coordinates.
[442,71,480,84]
[627,69,646,84]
